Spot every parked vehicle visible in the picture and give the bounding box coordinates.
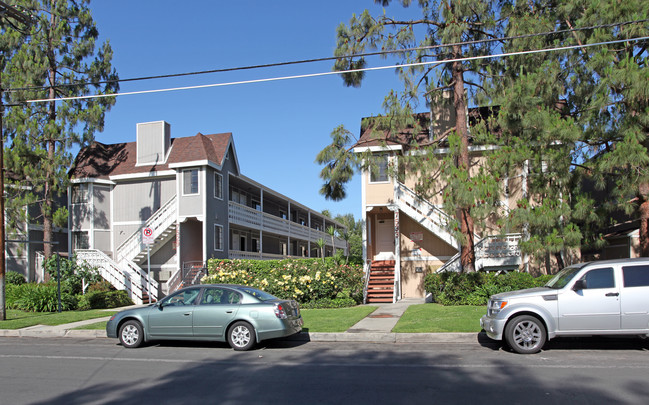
[106,284,303,351]
[480,258,649,354]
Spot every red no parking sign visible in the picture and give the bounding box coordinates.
[142,227,154,245]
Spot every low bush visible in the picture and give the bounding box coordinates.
[6,271,26,285]
[425,271,553,306]
[203,258,364,307]
[77,290,133,310]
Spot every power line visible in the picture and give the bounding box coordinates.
[20,35,649,105]
[4,18,648,94]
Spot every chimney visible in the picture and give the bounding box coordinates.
[136,121,171,166]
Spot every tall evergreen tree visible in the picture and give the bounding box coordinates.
[318,0,503,272]
[561,1,649,256]
[1,0,118,259]
[485,0,648,272]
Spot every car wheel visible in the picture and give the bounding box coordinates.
[228,321,256,351]
[119,320,144,348]
[504,315,546,354]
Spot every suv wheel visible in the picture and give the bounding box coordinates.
[504,315,546,354]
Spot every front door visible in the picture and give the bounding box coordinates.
[558,267,621,331]
[375,218,395,258]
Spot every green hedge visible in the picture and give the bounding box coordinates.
[203,258,364,307]
[77,290,132,310]
[424,271,554,306]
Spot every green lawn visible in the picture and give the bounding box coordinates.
[2,304,485,333]
[301,306,377,332]
[0,309,117,330]
[393,303,485,333]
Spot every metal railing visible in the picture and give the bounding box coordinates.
[116,195,177,263]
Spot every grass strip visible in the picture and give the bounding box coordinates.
[0,309,118,330]
[393,303,485,333]
[301,306,377,332]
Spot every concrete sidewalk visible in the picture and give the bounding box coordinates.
[0,299,483,343]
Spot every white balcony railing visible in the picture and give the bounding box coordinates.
[228,201,347,250]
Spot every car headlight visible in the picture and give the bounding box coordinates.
[488,299,508,315]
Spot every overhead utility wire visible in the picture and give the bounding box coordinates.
[5,18,648,93]
[21,35,649,105]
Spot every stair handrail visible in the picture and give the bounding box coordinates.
[116,195,177,263]
[436,233,522,273]
[395,182,481,243]
[75,249,159,304]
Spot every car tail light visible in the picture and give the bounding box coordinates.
[274,303,288,319]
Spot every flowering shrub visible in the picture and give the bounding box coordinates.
[202,258,364,306]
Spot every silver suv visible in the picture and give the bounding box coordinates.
[480,258,649,354]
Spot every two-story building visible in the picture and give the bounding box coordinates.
[68,121,346,304]
[355,104,524,303]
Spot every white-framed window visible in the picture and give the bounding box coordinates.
[71,184,89,204]
[370,155,389,183]
[214,224,223,251]
[72,231,89,249]
[214,172,223,200]
[183,169,199,195]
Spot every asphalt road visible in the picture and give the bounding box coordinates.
[0,336,648,404]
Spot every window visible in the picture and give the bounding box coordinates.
[214,173,223,200]
[72,231,89,249]
[623,265,649,287]
[183,169,199,195]
[214,224,223,251]
[370,155,389,183]
[71,184,89,204]
[163,288,200,306]
[583,268,615,289]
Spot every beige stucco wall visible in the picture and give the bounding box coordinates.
[399,214,456,298]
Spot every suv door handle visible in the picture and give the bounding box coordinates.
[605,292,619,297]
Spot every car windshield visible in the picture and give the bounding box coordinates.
[545,266,583,289]
[239,286,278,301]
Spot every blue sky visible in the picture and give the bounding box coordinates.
[89,1,415,219]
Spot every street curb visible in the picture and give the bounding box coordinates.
[0,328,484,343]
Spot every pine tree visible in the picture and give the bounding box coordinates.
[318,0,503,272]
[2,0,118,259]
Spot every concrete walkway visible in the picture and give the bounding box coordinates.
[0,300,483,343]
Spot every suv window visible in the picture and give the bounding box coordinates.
[622,265,649,287]
[582,267,615,289]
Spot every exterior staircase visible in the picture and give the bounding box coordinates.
[75,249,159,305]
[366,260,396,303]
[166,261,207,295]
[75,196,178,304]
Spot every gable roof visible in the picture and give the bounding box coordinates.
[354,107,498,151]
[70,132,233,180]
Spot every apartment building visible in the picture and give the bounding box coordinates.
[355,105,524,303]
[68,121,346,304]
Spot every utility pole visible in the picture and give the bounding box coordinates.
[0,0,33,320]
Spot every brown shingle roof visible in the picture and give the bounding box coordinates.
[69,132,232,180]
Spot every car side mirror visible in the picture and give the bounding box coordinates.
[572,279,586,291]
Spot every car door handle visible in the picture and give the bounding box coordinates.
[605,292,619,297]
[226,310,233,314]
[183,312,191,316]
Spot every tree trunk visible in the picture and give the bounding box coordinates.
[639,197,649,257]
[452,45,476,273]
